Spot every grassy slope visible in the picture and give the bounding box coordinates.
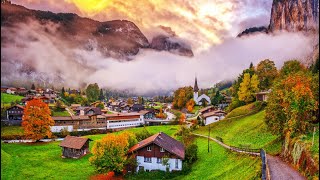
[1,93,24,104]
[194,110,281,154]
[226,101,264,118]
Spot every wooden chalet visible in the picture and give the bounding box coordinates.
[59,135,91,158]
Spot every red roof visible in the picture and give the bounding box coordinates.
[128,132,185,159]
[59,135,90,149]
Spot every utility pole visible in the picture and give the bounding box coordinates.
[208,124,210,153]
[312,127,316,146]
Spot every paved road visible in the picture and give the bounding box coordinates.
[267,155,306,180]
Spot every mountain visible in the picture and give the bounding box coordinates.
[269,0,319,32]
[1,2,193,60]
[150,26,193,57]
[238,0,319,36]
[237,26,269,37]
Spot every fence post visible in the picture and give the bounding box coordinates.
[260,149,266,180]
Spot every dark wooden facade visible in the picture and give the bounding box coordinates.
[134,143,179,159]
[60,136,90,158]
[6,105,24,125]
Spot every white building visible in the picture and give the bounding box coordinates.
[193,77,211,105]
[202,110,226,125]
[105,112,145,129]
[128,132,185,172]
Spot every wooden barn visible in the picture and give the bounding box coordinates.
[59,136,91,158]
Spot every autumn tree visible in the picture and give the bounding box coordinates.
[265,71,318,140]
[238,73,259,104]
[186,99,195,112]
[86,83,100,103]
[22,99,54,141]
[172,86,193,109]
[256,59,278,90]
[90,132,137,174]
[127,98,133,105]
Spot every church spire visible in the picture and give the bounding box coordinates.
[194,76,199,92]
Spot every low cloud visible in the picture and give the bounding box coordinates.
[1,19,315,95]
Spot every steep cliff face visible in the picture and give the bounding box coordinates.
[269,0,319,32]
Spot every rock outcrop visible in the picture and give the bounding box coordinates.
[269,0,319,32]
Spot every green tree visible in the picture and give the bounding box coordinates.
[86,83,100,103]
[256,59,278,90]
[31,83,35,90]
[279,60,305,77]
[211,90,224,106]
[99,89,105,101]
[238,73,259,104]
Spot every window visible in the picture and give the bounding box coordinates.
[147,146,152,151]
[175,159,178,168]
[144,157,151,163]
[160,147,165,152]
[157,158,162,164]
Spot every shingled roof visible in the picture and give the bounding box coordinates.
[128,132,185,159]
[59,136,90,149]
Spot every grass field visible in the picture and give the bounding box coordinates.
[194,110,281,154]
[1,93,24,104]
[51,110,70,116]
[1,126,24,136]
[1,125,261,180]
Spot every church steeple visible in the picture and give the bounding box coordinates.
[194,76,199,92]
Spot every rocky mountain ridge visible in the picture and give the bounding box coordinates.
[1,2,193,60]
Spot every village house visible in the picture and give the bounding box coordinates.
[139,110,156,119]
[59,135,91,158]
[201,110,226,125]
[256,90,271,102]
[198,106,215,115]
[70,104,81,111]
[5,105,24,125]
[105,112,144,130]
[6,87,17,94]
[128,132,185,172]
[131,104,145,112]
[51,112,145,132]
[1,86,9,93]
[16,87,28,96]
[75,107,102,116]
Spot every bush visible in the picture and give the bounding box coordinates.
[134,128,152,141]
[53,129,107,138]
[1,134,25,140]
[185,144,198,163]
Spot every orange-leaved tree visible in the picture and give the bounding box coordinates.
[186,99,195,113]
[22,98,54,141]
[90,132,137,174]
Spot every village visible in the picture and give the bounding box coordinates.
[1,0,319,179]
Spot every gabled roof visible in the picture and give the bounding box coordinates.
[128,132,185,159]
[59,135,90,149]
[7,105,25,110]
[199,106,214,114]
[202,110,226,118]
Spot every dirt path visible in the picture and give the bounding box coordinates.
[267,155,306,180]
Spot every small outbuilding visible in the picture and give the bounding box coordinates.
[59,135,91,158]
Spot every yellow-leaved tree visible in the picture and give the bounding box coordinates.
[238,73,259,104]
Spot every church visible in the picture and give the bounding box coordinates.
[193,77,211,106]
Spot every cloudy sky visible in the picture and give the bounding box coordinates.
[11,0,272,52]
[3,1,315,95]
